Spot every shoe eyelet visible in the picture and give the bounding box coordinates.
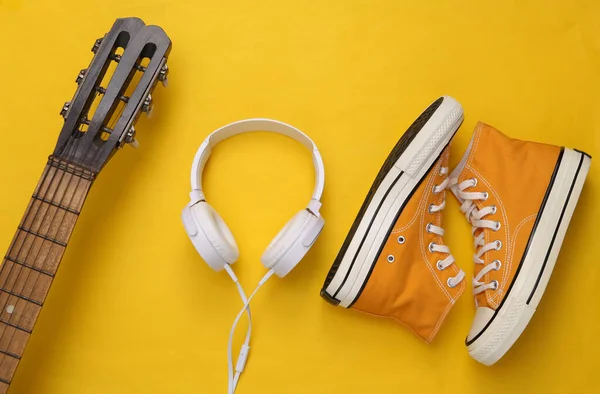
[495,240,502,250]
[432,185,440,194]
[428,242,436,253]
[482,192,489,201]
[447,277,457,288]
[490,280,499,290]
[493,222,501,231]
[397,236,406,244]
[436,260,444,270]
[428,204,435,214]
[470,178,478,187]
[493,260,502,270]
[387,255,395,263]
[426,223,433,233]
[491,206,497,214]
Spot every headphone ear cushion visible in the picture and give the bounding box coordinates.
[192,202,239,265]
[261,209,313,270]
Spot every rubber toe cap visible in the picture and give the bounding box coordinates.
[467,306,495,343]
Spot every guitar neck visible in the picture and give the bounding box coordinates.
[0,157,96,392]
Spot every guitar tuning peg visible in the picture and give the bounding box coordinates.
[76,69,86,84]
[60,102,71,119]
[129,138,140,149]
[91,38,103,54]
[158,64,169,87]
[124,126,139,148]
[142,94,153,114]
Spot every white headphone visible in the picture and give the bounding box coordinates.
[182,118,325,277]
[181,118,325,393]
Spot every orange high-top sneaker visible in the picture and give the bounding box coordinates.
[450,122,591,365]
[321,96,466,342]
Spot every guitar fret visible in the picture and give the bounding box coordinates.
[17,227,67,247]
[7,234,64,276]
[0,259,53,304]
[0,322,30,356]
[0,320,31,335]
[0,294,42,332]
[0,349,20,360]
[0,290,42,307]
[0,354,19,385]
[18,199,79,248]
[31,194,80,215]
[3,256,55,278]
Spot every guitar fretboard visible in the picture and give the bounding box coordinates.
[0,158,95,392]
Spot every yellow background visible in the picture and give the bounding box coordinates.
[0,0,599,393]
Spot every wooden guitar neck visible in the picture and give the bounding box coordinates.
[0,17,171,392]
[0,158,96,392]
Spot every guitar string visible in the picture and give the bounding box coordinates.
[1,54,149,365]
[0,80,104,282]
[0,134,80,299]
[0,131,101,360]
[19,144,89,292]
[0,133,85,330]
[4,126,103,344]
[16,71,139,321]
[0,85,105,354]
[2,67,139,356]
[0,134,82,366]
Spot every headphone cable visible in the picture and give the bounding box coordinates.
[225,267,275,394]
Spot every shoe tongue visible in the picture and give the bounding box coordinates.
[451,122,507,308]
[449,133,475,181]
[438,145,450,174]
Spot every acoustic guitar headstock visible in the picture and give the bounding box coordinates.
[53,17,171,173]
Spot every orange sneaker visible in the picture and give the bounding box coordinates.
[449,122,591,365]
[321,96,466,342]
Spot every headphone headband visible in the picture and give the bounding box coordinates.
[190,118,325,208]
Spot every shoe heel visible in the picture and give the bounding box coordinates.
[395,96,463,177]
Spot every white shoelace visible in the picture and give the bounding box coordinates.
[429,167,465,288]
[449,177,502,295]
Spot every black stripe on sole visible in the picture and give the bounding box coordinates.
[526,153,585,304]
[465,147,565,346]
[320,97,444,305]
[332,170,404,298]
[574,149,592,159]
[348,148,449,307]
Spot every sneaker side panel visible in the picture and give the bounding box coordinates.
[453,123,563,309]
[352,150,465,342]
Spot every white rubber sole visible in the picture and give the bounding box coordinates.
[321,96,463,308]
[467,148,591,365]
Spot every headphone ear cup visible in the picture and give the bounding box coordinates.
[261,209,322,277]
[190,202,239,270]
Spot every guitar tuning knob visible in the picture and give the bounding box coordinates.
[158,64,169,87]
[76,69,86,84]
[91,37,103,53]
[60,102,71,119]
[129,138,140,149]
[124,126,139,148]
[142,94,153,114]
